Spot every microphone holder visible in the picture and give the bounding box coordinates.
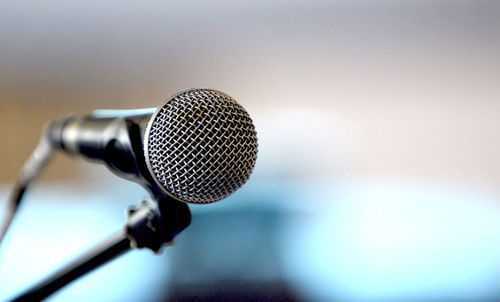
[11,197,191,301]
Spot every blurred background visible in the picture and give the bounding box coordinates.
[1,0,500,301]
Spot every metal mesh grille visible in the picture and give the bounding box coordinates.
[145,89,258,204]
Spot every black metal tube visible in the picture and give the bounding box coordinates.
[12,231,131,301]
[10,198,190,301]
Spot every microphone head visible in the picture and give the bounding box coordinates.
[144,89,258,204]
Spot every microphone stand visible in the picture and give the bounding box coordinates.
[11,198,191,301]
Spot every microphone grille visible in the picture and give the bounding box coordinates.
[144,89,258,204]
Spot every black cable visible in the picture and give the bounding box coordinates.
[0,181,29,245]
[0,134,54,246]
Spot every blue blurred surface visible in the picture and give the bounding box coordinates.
[2,179,500,301]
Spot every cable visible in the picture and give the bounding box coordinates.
[0,133,54,246]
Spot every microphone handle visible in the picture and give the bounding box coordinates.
[49,113,153,181]
[51,116,130,160]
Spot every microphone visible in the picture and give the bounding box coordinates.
[50,88,259,203]
[0,89,258,243]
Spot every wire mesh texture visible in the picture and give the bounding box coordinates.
[145,89,258,204]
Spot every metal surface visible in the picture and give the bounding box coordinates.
[144,89,258,204]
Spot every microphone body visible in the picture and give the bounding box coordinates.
[45,89,258,204]
[48,110,162,197]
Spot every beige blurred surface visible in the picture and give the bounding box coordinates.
[0,0,499,193]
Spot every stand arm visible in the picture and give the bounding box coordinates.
[12,231,130,302]
[11,198,190,301]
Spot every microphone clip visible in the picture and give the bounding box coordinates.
[126,197,191,253]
